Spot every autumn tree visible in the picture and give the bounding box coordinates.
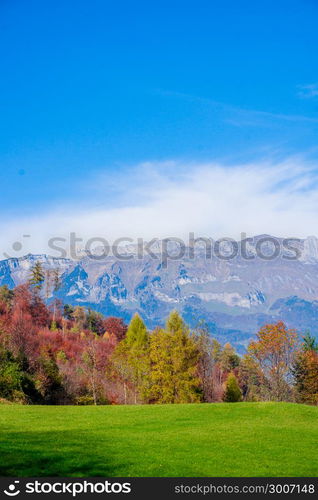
[209,338,227,401]
[30,292,51,328]
[72,306,86,332]
[34,346,65,404]
[45,270,52,300]
[48,269,62,326]
[103,316,127,342]
[8,285,37,365]
[193,321,226,402]
[79,334,116,405]
[238,353,263,401]
[248,321,298,401]
[86,309,105,336]
[81,337,100,405]
[52,268,61,293]
[220,342,240,372]
[112,313,149,404]
[147,310,201,404]
[0,347,27,402]
[123,314,149,403]
[193,320,214,401]
[0,285,14,307]
[292,333,318,406]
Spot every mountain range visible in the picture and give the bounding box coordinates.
[1,235,318,352]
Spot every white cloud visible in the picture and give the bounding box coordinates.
[157,89,318,124]
[297,83,318,99]
[1,157,318,259]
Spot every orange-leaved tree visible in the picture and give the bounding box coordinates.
[248,321,298,401]
[292,333,318,406]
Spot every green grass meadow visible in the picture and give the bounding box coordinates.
[0,402,317,477]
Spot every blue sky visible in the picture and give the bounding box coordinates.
[0,0,318,255]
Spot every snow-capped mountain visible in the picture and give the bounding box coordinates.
[1,235,318,351]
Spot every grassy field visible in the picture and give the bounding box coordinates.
[0,402,317,477]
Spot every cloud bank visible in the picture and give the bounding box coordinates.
[1,157,318,259]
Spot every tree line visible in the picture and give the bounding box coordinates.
[0,263,317,406]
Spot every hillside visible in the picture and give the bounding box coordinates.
[1,236,318,350]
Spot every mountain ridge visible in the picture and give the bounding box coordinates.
[1,235,318,351]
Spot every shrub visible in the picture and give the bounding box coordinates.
[223,372,242,402]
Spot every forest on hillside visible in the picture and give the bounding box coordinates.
[0,263,317,406]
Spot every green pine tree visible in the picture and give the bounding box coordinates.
[302,332,318,352]
[29,262,45,291]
